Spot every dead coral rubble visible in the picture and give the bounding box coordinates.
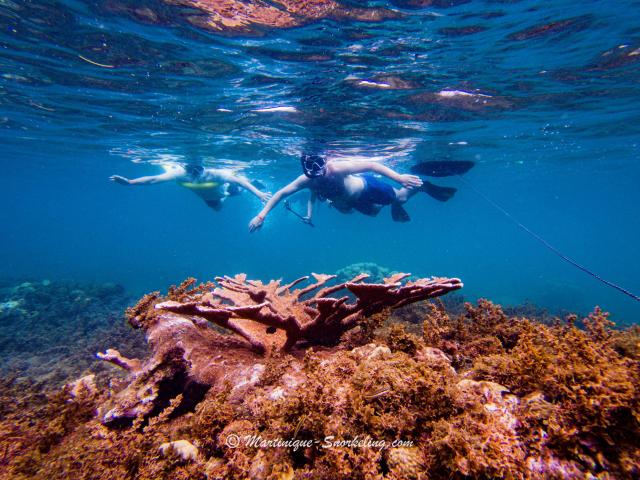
[1,277,639,480]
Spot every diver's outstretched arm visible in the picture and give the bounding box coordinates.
[223,172,272,203]
[249,175,309,232]
[109,169,183,186]
[330,161,422,189]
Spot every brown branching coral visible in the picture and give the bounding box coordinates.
[96,273,461,426]
[154,273,463,354]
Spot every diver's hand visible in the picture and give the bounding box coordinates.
[398,174,423,189]
[302,216,313,225]
[249,215,265,233]
[110,175,131,186]
[258,192,272,203]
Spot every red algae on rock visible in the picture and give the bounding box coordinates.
[1,274,639,480]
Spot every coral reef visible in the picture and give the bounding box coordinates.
[97,273,462,425]
[0,273,638,480]
[335,262,396,284]
[0,279,146,386]
[148,272,462,353]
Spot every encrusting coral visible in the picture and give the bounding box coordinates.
[0,272,638,480]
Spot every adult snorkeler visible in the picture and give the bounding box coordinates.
[248,153,456,232]
[110,163,271,211]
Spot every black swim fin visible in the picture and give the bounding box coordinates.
[420,180,457,202]
[391,202,411,222]
[410,160,474,177]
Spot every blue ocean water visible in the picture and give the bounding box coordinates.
[0,0,638,322]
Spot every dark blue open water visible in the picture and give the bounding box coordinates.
[1,0,638,322]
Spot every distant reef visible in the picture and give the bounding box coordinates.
[0,279,147,385]
[335,262,397,284]
[0,272,638,479]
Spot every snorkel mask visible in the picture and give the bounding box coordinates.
[301,154,326,178]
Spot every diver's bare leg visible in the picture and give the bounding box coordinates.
[393,187,416,203]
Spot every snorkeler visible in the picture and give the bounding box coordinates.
[248,154,457,232]
[110,163,271,211]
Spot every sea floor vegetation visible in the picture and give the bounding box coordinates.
[0,272,638,479]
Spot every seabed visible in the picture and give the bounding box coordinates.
[0,270,638,479]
